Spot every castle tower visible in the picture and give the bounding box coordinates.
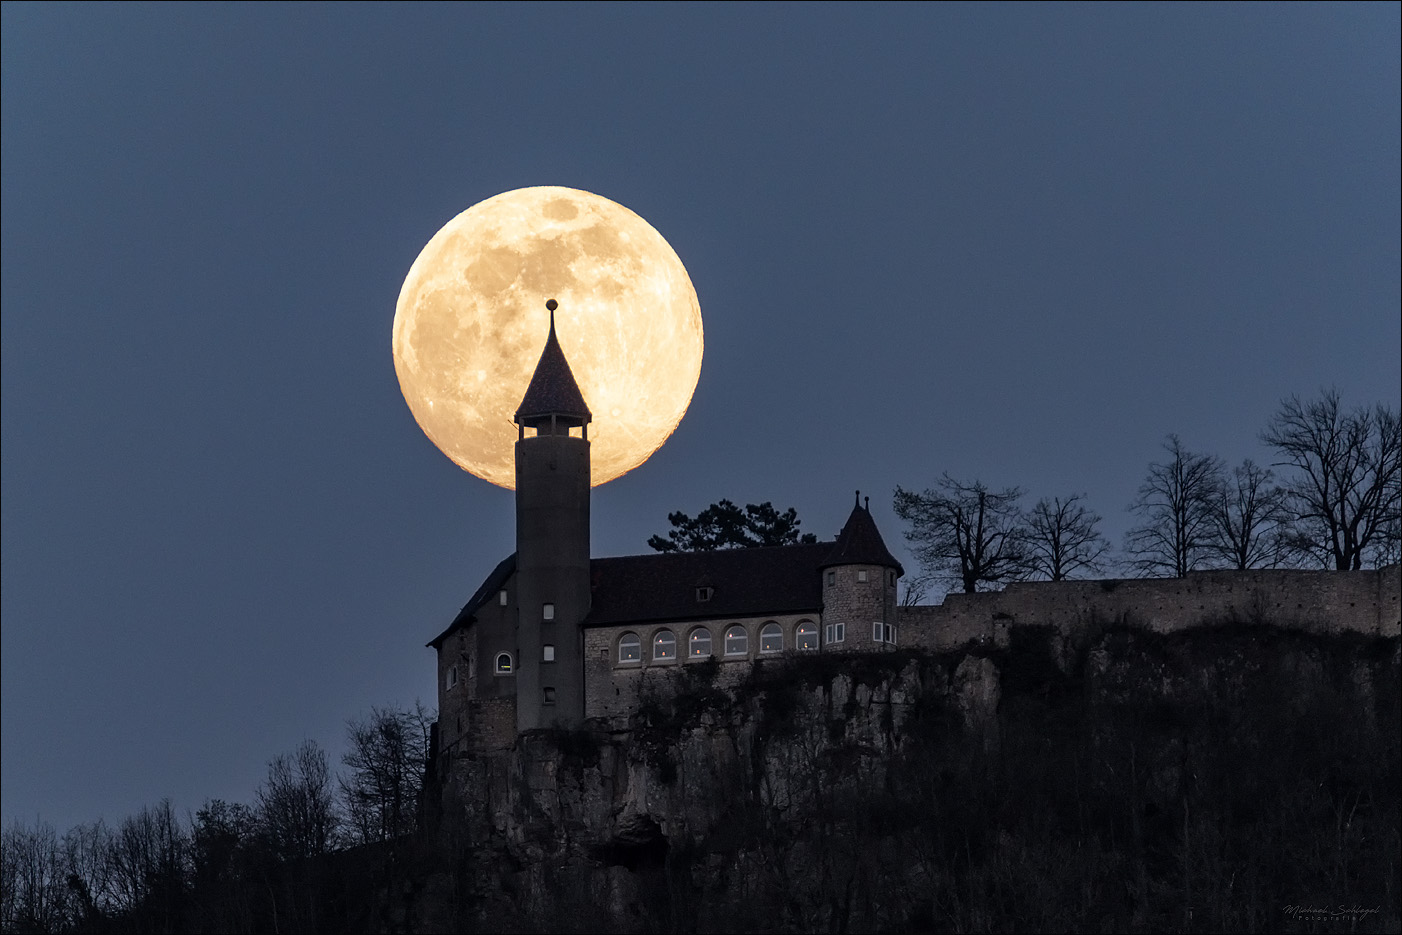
[821,492,903,649]
[513,300,592,730]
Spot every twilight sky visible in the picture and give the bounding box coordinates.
[3,3,1398,832]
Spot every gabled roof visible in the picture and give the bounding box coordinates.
[583,543,832,627]
[514,312,591,423]
[822,493,903,574]
[426,552,516,649]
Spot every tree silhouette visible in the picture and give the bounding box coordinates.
[894,475,1027,593]
[647,500,817,551]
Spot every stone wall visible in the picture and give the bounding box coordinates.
[898,565,1401,650]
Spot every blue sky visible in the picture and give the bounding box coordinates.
[3,2,1398,831]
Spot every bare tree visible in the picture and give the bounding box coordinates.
[1210,459,1290,569]
[894,476,1026,594]
[256,740,338,860]
[1124,435,1224,577]
[1023,495,1110,580]
[1262,389,1402,570]
[339,703,433,846]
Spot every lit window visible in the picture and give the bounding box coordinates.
[858,570,868,583]
[543,687,556,705]
[499,590,508,606]
[827,571,835,587]
[724,626,748,656]
[618,632,641,663]
[495,652,513,674]
[446,665,459,690]
[543,644,555,662]
[653,630,677,661]
[796,621,818,650]
[696,586,713,602]
[543,603,555,621]
[760,622,783,653]
[825,622,846,644]
[689,627,712,657]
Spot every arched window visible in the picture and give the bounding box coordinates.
[760,622,783,653]
[724,626,748,656]
[618,632,641,663]
[689,627,712,657]
[796,621,818,651]
[494,652,513,674]
[653,630,677,661]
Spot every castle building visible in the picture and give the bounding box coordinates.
[427,309,1402,758]
[428,309,904,748]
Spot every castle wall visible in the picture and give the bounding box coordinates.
[583,613,822,720]
[898,565,1401,650]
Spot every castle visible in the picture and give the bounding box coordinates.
[428,312,1402,756]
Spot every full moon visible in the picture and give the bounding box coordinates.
[392,187,703,488]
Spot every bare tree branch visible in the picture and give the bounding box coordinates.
[1024,495,1110,580]
[1124,435,1223,577]
[894,476,1026,594]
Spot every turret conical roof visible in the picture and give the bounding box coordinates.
[515,303,591,423]
[822,491,903,574]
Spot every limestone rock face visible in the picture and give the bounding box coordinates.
[425,627,1400,934]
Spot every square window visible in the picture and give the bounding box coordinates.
[499,590,508,606]
[543,603,555,621]
[543,644,555,662]
[542,687,556,705]
[696,586,713,602]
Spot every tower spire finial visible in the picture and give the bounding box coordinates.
[546,298,558,333]
[854,489,861,508]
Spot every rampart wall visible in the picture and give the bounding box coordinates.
[900,565,1401,651]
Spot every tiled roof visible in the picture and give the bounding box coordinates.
[514,314,591,422]
[582,543,831,627]
[822,495,903,574]
[426,552,516,648]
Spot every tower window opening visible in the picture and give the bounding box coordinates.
[825,622,846,645]
[689,627,712,657]
[543,603,555,621]
[499,590,508,606]
[494,652,513,674]
[445,665,459,690]
[873,622,896,645]
[724,626,748,656]
[543,687,556,705]
[827,571,835,587]
[889,571,896,586]
[760,622,783,653]
[653,630,677,661]
[543,644,555,662]
[796,621,818,651]
[858,570,868,583]
[696,586,713,602]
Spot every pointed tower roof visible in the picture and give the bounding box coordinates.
[515,300,592,424]
[821,491,903,574]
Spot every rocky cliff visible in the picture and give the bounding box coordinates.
[416,622,1401,933]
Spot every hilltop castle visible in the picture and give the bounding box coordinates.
[428,312,1401,756]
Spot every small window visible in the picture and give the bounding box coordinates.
[858,570,868,583]
[827,571,835,587]
[543,644,555,662]
[445,665,459,690]
[499,589,508,606]
[542,603,555,621]
[689,627,712,657]
[653,630,677,661]
[873,622,896,645]
[542,687,556,705]
[495,652,513,674]
[724,626,748,656]
[825,622,845,644]
[796,621,818,651]
[618,632,641,663]
[888,571,896,586]
[696,586,713,602]
[760,622,783,653]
